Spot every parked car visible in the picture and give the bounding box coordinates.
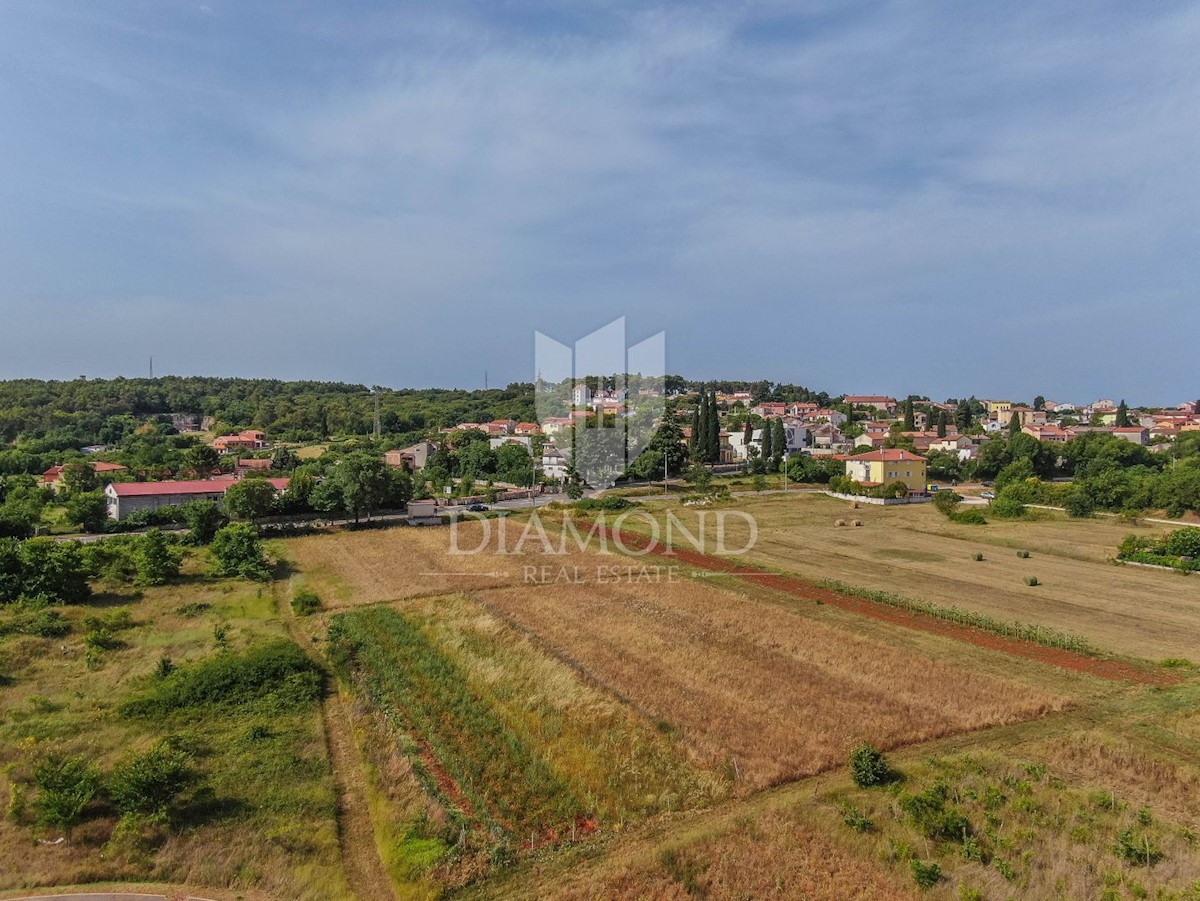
[981,480,995,487]
[981,491,995,500]
[467,503,489,512]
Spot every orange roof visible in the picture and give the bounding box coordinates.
[847,449,927,462]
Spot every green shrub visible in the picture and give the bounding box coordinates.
[32,753,100,837]
[209,523,271,581]
[573,496,634,512]
[849,743,893,788]
[950,509,988,525]
[899,783,972,841]
[291,587,322,616]
[121,640,323,717]
[957,885,983,901]
[910,859,942,890]
[1113,827,1163,866]
[839,801,873,832]
[0,599,70,638]
[107,740,195,816]
[933,491,963,517]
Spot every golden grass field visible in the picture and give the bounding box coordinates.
[286,525,1073,795]
[632,493,1200,661]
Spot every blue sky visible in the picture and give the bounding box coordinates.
[1,1,1197,404]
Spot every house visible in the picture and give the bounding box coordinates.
[844,395,897,414]
[384,441,438,471]
[571,385,592,407]
[787,402,820,417]
[809,422,847,451]
[105,477,289,521]
[1022,424,1070,443]
[1113,426,1149,446]
[406,499,442,526]
[212,430,267,453]
[844,449,928,494]
[44,461,127,491]
[485,419,516,437]
[236,458,273,474]
[1012,407,1047,427]
[929,435,978,461]
[986,400,1013,421]
[805,408,848,427]
[540,445,569,480]
[728,423,809,460]
[490,436,533,451]
[540,416,573,436]
[514,422,542,436]
[751,402,788,419]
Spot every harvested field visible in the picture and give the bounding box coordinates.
[477,576,1069,793]
[634,495,1200,661]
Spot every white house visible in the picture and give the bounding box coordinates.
[540,445,569,480]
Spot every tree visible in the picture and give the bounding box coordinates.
[135,529,182,586]
[311,453,389,523]
[707,390,721,463]
[57,462,99,496]
[209,522,270,581]
[107,740,195,817]
[1008,411,1021,437]
[771,418,786,468]
[222,477,279,521]
[180,501,228,545]
[1116,399,1132,428]
[849,744,893,788]
[685,461,713,493]
[742,419,753,449]
[903,398,916,432]
[270,447,298,471]
[936,410,947,439]
[33,754,100,839]
[14,539,91,604]
[184,445,220,478]
[65,490,108,533]
[1033,395,1046,412]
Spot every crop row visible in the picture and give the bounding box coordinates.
[328,606,583,839]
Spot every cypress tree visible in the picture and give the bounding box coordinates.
[1008,411,1021,437]
[903,398,916,431]
[1116,399,1131,428]
[936,410,947,438]
[705,388,715,460]
[690,398,701,459]
[772,418,786,465]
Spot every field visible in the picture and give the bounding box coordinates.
[0,555,351,900]
[5,491,1199,899]
[628,492,1200,662]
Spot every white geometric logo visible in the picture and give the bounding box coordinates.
[535,318,666,489]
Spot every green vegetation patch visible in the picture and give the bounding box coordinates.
[329,606,584,839]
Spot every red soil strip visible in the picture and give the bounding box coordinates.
[598,524,1177,686]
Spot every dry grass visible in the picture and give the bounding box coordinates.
[543,810,918,900]
[407,593,719,819]
[0,558,350,900]
[283,525,1069,794]
[635,494,1200,661]
[476,575,1067,793]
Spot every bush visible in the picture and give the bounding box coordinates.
[849,743,893,788]
[989,490,1026,518]
[180,501,228,545]
[910,859,942,890]
[0,538,91,606]
[134,529,182,586]
[291,587,322,616]
[1113,827,1164,866]
[107,740,195,817]
[209,522,271,581]
[840,801,873,832]
[0,599,70,638]
[32,753,100,837]
[899,782,972,842]
[933,491,963,517]
[950,509,988,525]
[573,496,635,512]
[1164,527,1200,559]
[121,640,323,717]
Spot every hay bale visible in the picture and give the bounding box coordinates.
[835,519,847,527]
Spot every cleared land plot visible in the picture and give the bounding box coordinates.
[476,577,1068,793]
[636,494,1200,661]
[285,527,1071,794]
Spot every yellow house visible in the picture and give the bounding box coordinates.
[986,400,1012,420]
[844,449,928,494]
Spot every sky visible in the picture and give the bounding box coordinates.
[0,1,1197,404]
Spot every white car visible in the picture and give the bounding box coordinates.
[981,490,995,500]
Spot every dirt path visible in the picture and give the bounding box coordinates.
[600,524,1177,686]
[320,689,398,901]
[276,579,396,901]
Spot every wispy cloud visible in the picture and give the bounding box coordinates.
[0,1,1197,401]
